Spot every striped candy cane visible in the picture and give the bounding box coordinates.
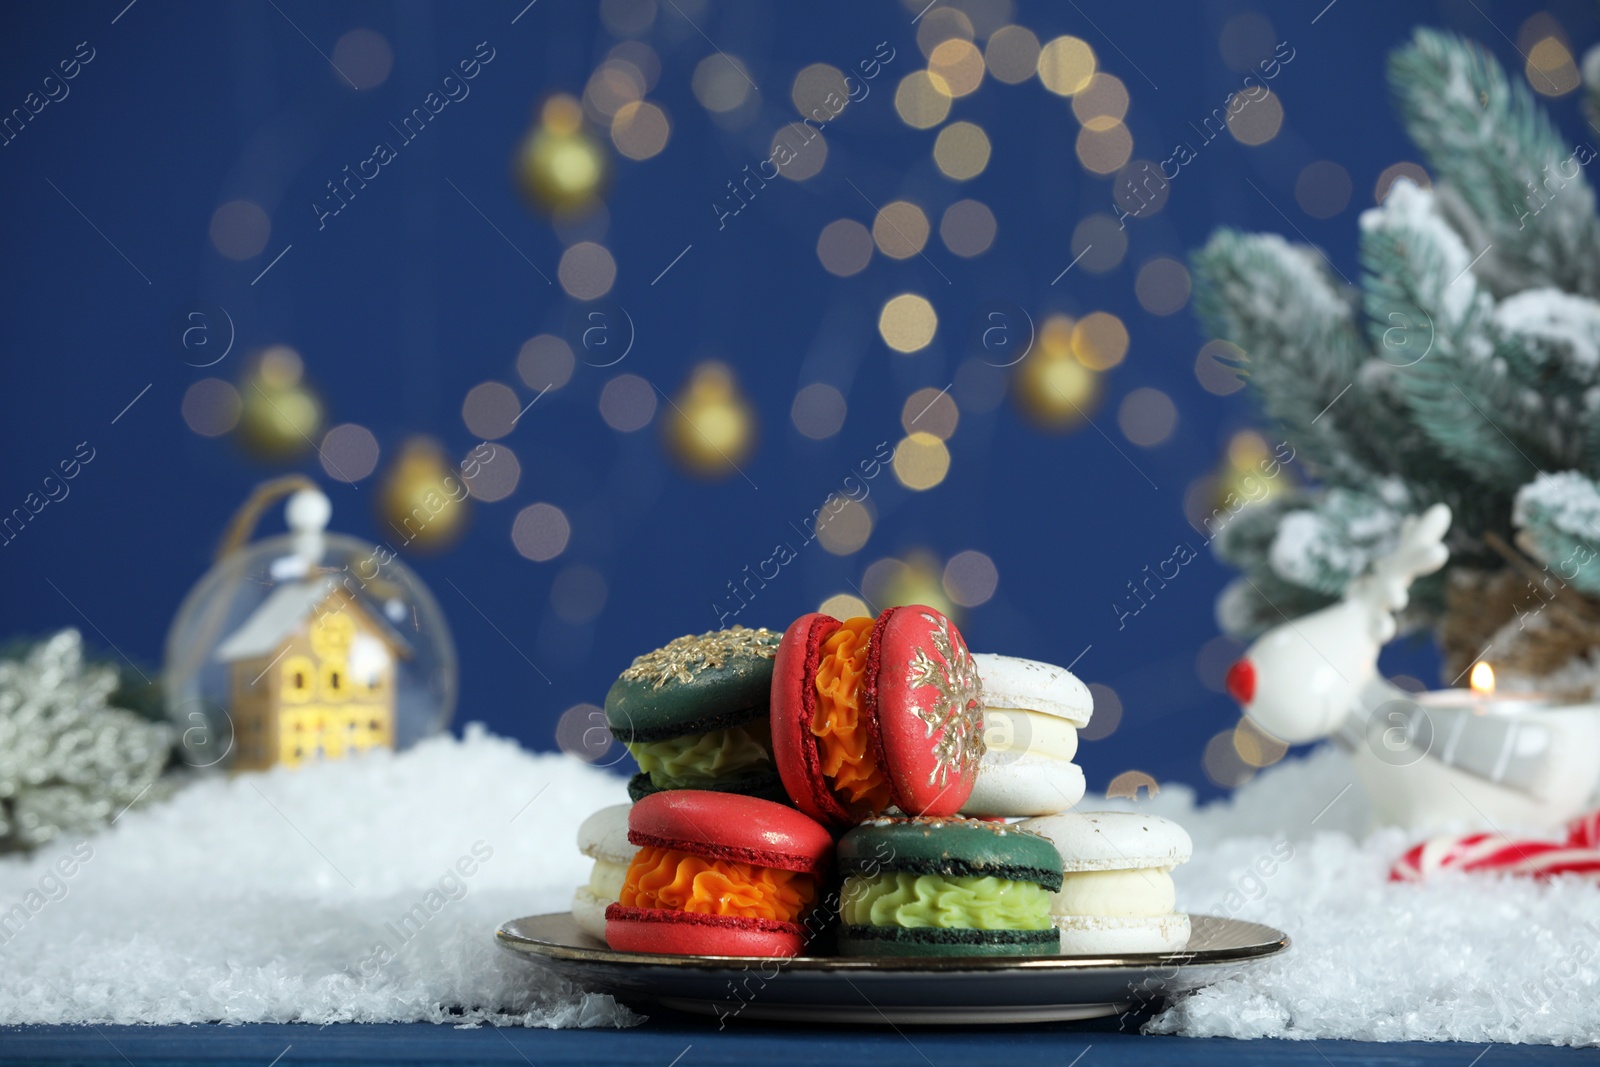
[1390,829,1600,882]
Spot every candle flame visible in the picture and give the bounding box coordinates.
[1470,661,1496,696]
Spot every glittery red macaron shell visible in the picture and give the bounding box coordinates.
[626,788,833,874]
[871,605,984,817]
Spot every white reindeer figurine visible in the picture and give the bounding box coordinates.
[1227,504,1600,832]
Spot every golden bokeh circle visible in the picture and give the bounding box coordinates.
[1226,89,1283,146]
[1527,36,1579,97]
[1134,257,1192,316]
[461,381,521,440]
[1071,73,1129,131]
[816,218,874,277]
[182,378,242,437]
[879,294,939,353]
[1076,122,1133,174]
[662,361,757,478]
[610,100,669,160]
[929,38,985,97]
[1203,728,1256,789]
[692,53,754,112]
[892,432,952,490]
[819,593,869,619]
[1081,684,1123,742]
[916,6,974,58]
[1072,311,1129,370]
[933,121,991,180]
[584,60,644,122]
[985,25,1041,84]
[872,201,931,259]
[1037,36,1095,96]
[941,549,997,607]
[1375,161,1430,204]
[557,241,617,300]
[1233,716,1289,768]
[901,386,960,440]
[1195,339,1247,395]
[894,70,953,129]
[1070,213,1128,273]
[770,123,828,181]
[792,62,849,117]
[1117,387,1178,447]
[939,199,996,257]
[1014,353,1099,430]
[816,496,874,555]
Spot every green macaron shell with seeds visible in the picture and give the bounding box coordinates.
[607,627,785,799]
[605,626,782,744]
[836,816,1064,958]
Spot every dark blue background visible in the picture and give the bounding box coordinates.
[2,0,1587,799]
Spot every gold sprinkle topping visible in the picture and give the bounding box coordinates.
[864,815,1020,836]
[619,625,780,689]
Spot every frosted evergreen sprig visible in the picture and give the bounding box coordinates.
[1358,179,1545,491]
[1514,471,1600,595]
[1390,28,1600,298]
[1191,29,1600,641]
[1190,230,1376,483]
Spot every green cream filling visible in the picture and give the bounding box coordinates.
[841,872,1054,931]
[626,720,773,788]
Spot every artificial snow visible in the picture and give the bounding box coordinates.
[1516,471,1600,543]
[0,724,637,1029]
[1359,179,1482,327]
[1107,745,1600,1046]
[1493,289,1600,374]
[3,729,1599,1044]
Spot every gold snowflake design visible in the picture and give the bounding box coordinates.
[905,612,986,787]
[619,625,780,689]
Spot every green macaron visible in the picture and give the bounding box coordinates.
[836,816,1063,957]
[605,626,785,801]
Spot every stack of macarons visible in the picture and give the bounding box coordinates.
[958,653,1094,819]
[567,607,1195,960]
[1019,811,1194,953]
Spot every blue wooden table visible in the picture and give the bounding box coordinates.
[3,1020,1594,1065]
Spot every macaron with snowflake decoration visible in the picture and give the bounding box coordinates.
[605,626,786,801]
[771,605,986,828]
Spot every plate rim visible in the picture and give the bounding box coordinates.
[495,912,1290,973]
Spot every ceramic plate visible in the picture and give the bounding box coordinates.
[495,912,1289,1025]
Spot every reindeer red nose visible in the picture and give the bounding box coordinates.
[1225,658,1256,705]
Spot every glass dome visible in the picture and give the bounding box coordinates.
[163,488,456,772]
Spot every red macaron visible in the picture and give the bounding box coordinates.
[771,605,986,828]
[604,790,833,957]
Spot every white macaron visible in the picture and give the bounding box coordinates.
[572,803,637,942]
[959,653,1093,818]
[1018,811,1193,954]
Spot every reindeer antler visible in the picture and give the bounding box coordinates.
[1353,503,1452,641]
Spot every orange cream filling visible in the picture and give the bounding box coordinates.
[811,616,893,815]
[618,845,818,923]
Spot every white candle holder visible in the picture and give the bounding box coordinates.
[1228,504,1600,832]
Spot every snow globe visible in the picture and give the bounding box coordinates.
[163,482,457,772]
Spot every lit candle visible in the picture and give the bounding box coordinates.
[1470,661,1493,715]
